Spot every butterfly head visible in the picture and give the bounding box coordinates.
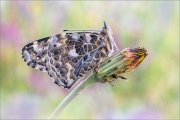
[102,21,113,36]
[100,21,115,57]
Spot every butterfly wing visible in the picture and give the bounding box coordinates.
[22,36,52,72]
[22,32,103,89]
[47,32,103,89]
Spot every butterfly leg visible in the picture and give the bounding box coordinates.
[117,75,128,80]
[94,65,100,73]
[108,80,114,86]
[109,78,117,86]
[104,74,128,86]
[102,76,114,86]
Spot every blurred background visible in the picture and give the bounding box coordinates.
[0,1,179,119]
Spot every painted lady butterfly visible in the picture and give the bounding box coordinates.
[21,21,116,89]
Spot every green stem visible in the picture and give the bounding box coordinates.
[48,75,97,119]
[99,51,122,68]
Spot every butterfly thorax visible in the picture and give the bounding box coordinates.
[99,31,114,58]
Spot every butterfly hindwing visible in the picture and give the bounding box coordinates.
[46,32,103,88]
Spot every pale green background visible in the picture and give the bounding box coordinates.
[1,1,179,119]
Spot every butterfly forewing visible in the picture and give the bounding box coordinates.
[22,36,52,72]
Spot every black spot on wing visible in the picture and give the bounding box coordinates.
[60,79,67,86]
[84,66,88,71]
[26,46,33,52]
[54,81,59,85]
[83,54,88,61]
[84,45,88,52]
[80,35,84,40]
[54,56,59,61]
[79,47,86,55]
[50,59,53,64]
[55,63,60,68]
[90,34,97,39]
[75,42,83,47]
[76,48,81,53]
[60,67,68,76]
[72,57,78,63]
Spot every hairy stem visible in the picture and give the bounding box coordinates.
[48,75,97,119]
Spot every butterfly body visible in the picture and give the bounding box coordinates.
[22,22,115,89]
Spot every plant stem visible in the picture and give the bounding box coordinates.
[48,74,97,119]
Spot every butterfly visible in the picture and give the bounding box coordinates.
[21,21,116,89]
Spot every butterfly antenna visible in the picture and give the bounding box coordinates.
[113,40,120,51]
[108,37,119,52]
[63,29,100,32]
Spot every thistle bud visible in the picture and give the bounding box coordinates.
[95,47,148,83]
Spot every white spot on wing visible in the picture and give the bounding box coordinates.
[36,56,40,60]
[56,43,63,47]
[68,49,79,57]
[33,44,38,50]
[85,34,91,43]
[23,50,32,62]
[72,33,79,40]
[36,47,43,53]
[42,57,46,62]
[67,79,73,86]
[32,42,44,53]
[52,36,58,41]
[33,41,38,44]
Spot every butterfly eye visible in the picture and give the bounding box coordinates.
[54,50,61,55]
[60,67,68,75]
